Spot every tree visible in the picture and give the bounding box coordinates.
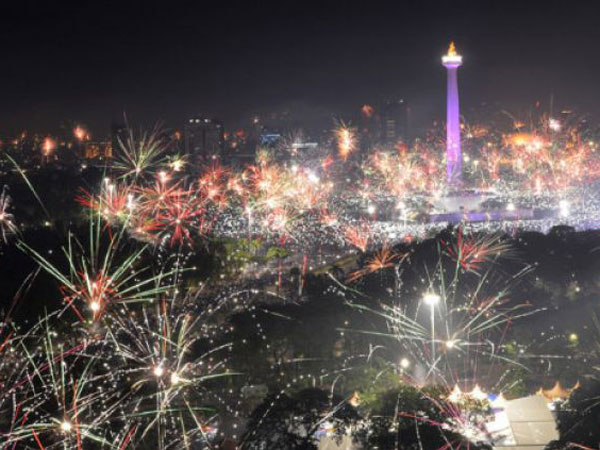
[240,388,358,450]
[353,384,492,450]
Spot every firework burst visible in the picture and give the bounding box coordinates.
[335,122,357,161]
[19,212,175,322]
[0,185,18,243]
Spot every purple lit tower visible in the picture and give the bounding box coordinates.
[442,42,463,184]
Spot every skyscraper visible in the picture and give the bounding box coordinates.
[380,98,409,145]
[184,118,225,165]
[442,42,463,184]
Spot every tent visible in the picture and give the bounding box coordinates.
[488,395,559,450]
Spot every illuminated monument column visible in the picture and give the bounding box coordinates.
[442,42,463,184]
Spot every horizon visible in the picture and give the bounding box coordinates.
[2,1,600,134]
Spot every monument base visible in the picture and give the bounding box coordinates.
[428,190,534,223]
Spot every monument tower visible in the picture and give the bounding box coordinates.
[442,42,463,184]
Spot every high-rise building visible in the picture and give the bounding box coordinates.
[184,118,225,165]
[442,42,463,183]
[379,98,409,145]
[358,104,380,153]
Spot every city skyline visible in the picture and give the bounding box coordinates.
[2,3,600,449]
[1,1,600,133]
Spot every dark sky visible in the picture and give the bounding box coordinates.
[1,0,600,135]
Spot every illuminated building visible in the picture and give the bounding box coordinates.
[442,42,463,183]
[380,98,409,145]
[84,141,112,159]
[184,117,225,165]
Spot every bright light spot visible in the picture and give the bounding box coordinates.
[42,137,56,155]
[170,372,181,385]
[127,194,135,210]
[153,365,164,377]
[549,118,561,131]
[90,301,100,312]
[73,126,87,141]
[367,204,376,215]
[172,160,183,172]
[423,292,440,306]
[506,202,515,212]
[559,199,570,217]
[60,420,72,432]
[445,340,456,349]
[399,358,410,369]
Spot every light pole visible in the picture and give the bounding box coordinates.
[423,292,440,374]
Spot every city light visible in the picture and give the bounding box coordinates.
[1,9,599,449]
[74,126,88,141]
[42,137,56,156]
[549,118,561,131]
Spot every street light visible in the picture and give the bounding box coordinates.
[399,357,410,370]
[423,292,440,306]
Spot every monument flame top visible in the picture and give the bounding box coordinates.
[442,41,463,66]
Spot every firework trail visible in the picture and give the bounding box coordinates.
[343,228,538,390]
[0,185,18,243]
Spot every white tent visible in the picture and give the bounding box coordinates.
[488,395,559,450]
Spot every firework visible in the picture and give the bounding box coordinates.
[335,122,357,161]
[19,212,175,322]
[73,126,89,142]
[344,230,537,389]
[343,222,371,252]
[347,243,406,282]
[0,291,238,449]
[0,185,18,243]
[112,125,171,179]
[441,227,513,273]
[42,137,56,157]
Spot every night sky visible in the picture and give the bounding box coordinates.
[2,0,600,135]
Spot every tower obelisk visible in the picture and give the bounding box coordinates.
[442,42,463,184]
